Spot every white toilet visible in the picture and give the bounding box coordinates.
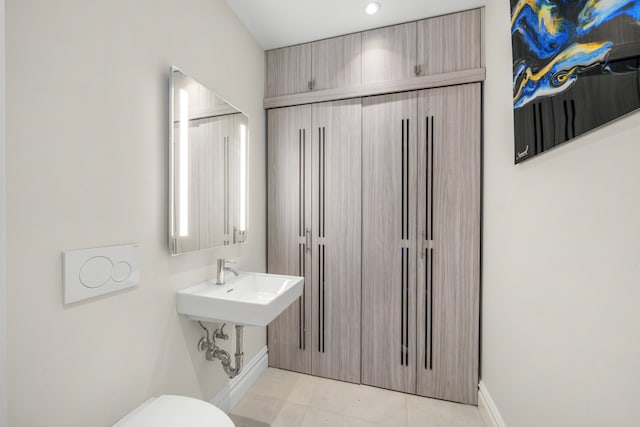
[113,395,235,427]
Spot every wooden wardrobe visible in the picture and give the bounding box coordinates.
[266,8,483,405]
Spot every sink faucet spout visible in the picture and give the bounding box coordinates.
[216,258,238,285]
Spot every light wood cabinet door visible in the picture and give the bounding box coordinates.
[362,92,417,394]
[267,105,313,374]
[362,22,417,84]
[417,9,482,76]
[416,84,481,405]
[310,99,362,383]
[311,33,362,91]
[265,44,312,97]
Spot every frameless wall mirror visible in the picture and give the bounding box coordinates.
[170,66,248,255]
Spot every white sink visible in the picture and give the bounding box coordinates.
[176,272,304,326]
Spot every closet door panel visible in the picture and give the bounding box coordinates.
[416,84,481,404]
[417,9,482,76]
[362,22,417,84]
[266,44,312,97]
[362,92,417,394]
[312,33,362,91]
[310,99,362,383]
[267,105,313,374]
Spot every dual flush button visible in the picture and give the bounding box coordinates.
[63,244,140,304]
[79,256,132,288]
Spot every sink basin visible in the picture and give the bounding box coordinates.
[176,272,304,326]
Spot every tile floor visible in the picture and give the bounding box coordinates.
[230,368,488,427]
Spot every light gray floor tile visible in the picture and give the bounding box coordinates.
[406,395,485,427]
[271,401,308,427]
[228,413,269,427]
[231,393,285,425]
[249,368,318,406]
[307,376,357,414]
[309,379,408,427]
[300,407,390,427]
[235,369,485,427]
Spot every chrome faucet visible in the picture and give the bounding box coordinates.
[216,258,238,285]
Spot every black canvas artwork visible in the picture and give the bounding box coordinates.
[511,0,640,163]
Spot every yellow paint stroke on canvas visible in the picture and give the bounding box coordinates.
[511,0,563,35]
[513,41,610,104]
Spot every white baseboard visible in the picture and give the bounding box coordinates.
[210,346,268,413]
[478,381,507,427]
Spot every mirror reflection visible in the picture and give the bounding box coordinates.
[170,67,248,255]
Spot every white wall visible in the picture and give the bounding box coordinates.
[6,0,265,425]
[482,1,640,426]
[0,0,6,426]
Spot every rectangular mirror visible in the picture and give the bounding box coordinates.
[170,66,248,255]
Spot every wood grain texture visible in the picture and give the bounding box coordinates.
[312,33,362,91]
[310,99,362,384]
[267,105,313,374]
[417,9,482,76]
[416,84,481,405]
[362,22,417,84]
[263,68,486,109]
[198,116,227,249]
[265,44,312,97]
[362,92,417,394]
[173,116,233,253]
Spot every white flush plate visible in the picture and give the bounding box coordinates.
[63,244,140,304]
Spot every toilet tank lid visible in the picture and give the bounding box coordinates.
[112,395,234,427]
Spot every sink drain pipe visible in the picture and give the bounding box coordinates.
[198,323,245,379]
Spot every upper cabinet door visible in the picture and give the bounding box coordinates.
[417,9,482,76]
[312,33,362,91]
[265,43,312,97]
[362,22,417,84]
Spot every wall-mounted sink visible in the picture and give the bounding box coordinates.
[176,272,304,326]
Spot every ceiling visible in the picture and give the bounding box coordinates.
[224,0,486,50]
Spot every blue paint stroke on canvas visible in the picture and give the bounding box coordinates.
[512,0,572,59]
[577,0,640,35]
[512,0,640,108]
[513,41,612,108]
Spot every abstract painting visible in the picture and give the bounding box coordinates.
[511,0,640,163]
